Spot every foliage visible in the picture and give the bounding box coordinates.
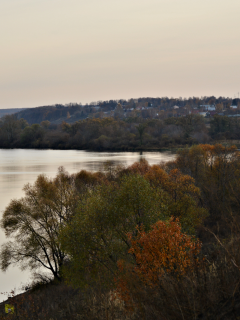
[0,113,208,150]
[60,174,167,287]
[130,218,200,282]
[210,115,240,139]
[21,124,45,147]
[0,168,79,280]
[136,123,147,146]
[2,149,240,318]
[173,144,240,232]
[115,218,201,310]
[145,166,208,233]
[1,145,240,318]
[60,159,206,288]
[0,115,23,146]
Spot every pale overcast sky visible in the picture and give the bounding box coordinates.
[0,0,240,109]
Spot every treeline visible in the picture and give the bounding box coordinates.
[1,113,240,151]
[1,144,240,319]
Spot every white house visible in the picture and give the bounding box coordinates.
[200,105,216,111]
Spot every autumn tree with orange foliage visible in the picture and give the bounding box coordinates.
[115,218,201,314]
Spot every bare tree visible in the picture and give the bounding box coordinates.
[0,168,78,280]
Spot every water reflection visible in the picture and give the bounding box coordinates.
[0,149,175,300]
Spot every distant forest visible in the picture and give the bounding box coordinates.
[1,96,240,150]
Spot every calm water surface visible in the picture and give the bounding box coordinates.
[0,149,175,300]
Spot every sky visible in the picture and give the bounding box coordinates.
[0,0,240,109]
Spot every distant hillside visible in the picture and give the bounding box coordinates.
[6,96,240,125]
[0,108,26,118]
[15,104,87,124]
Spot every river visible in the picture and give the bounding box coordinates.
[0,149,175,300]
